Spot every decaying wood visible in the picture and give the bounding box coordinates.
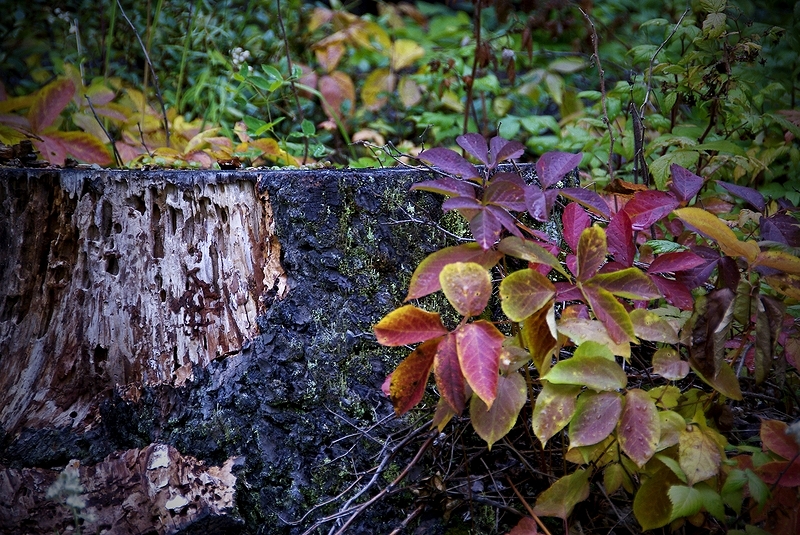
[0,171,286,437]
[0,443,241,534]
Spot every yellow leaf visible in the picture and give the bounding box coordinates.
[441,90,464,113]
[754,250,800,275]
[398,76,422,108]
[361,68,394,110]
[678,425,721,486]
[0,124,31,145]
[673,207,759,262]
[391,39,425,71]
[248,138,299,166]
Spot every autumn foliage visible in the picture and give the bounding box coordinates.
[374,133,800,532]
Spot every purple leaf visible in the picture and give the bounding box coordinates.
[484,173,528,211]
[669,164,704,202]
[761,213,800,247]
[676,246,720,289]
[470,208,504,250]
[623,190,680,230]
[716,180,766,212]
[489,136,525,166]
[562,202,591,252]
[456,133,489,165]
[487,205,523,238]
[560,188,611,218]
[411,178,477,198]
[606,210,635,267]
[536,151,583,189]
[648,251,706,274]
[418,147,481,180]
[526,184,548,222]
[442,196,483,211]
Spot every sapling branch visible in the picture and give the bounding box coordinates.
[580,8,614,180]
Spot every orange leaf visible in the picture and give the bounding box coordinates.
[389,338,438,415]
[374,304,448,346]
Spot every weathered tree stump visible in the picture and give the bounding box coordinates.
[0,165,466,534]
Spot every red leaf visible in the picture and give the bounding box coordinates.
[562,202,591,253]
[33,135,68,166]
[536,151,583,189]
[28,77,75,133]
[456,321,504,408]
[389,338,438,415]
[569,390,623,447]
[560,187,610,218]
[418,147,481,180]
[623,190,679,230]
[757,459,800,487]
[576,226,607,281]
[650,275,694,310]
[319,72,355,120]
[669,164,704,202]
[411,178,476,198]
[442,196,482,211]
[484,173,528,211]
[761,420,800,460]
[606,210,634,266]
[457,133,489,165]
[407,243,502,301]
[50,131,112,165]
[508,517,539,535]
[489,136,525,165]
[374,305,448,346]
[618,389,660,467]
[471,371,527,449]
[648,251,706,274]
[434,333,466,413]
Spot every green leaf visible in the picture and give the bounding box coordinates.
[634,466,679,530]
[604,463,626,494]
[696,482,726,521]
[580,284,636,344]
[470,372,527,449]
[557,318,631,359]
[694,139,746,156]
[569,391,623,448]
[374,305,448,346]
[658,410,686,451]
[650,150,700,190]
[668,485,703,521]
[389,338,439,415]
[500,268,556,322]
[456,321,504,409]
[546,354,627,391]
[573,341,614,361]
[721,469,747,515]
[440,262,492,317]
[590,268,661,300]
[531,381,581,446]
[618,389,660,467]
[407,244,502,300]
[656,454,688,483]
[745,469,771,505]
[630,309,679,344]
[533,469,591,521]
[703,12,727,38]
[498,237,569,278]
[679,425,721,486]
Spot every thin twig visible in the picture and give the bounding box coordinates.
[640,8,690,119]
[506,477,553,535]
[116,0,170,147]
[276,0,309,163]
[84,94,122,167]
[580,8,614,181]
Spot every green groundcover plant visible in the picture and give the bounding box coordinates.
[375,133,800,533]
